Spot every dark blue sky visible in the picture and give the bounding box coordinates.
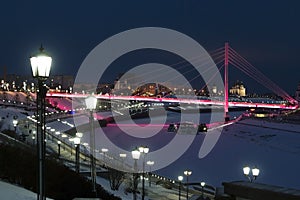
[0,0,299,94]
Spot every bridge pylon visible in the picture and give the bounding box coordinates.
[224,42,230,121]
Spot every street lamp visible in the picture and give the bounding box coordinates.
[13,119,18,138]
[74,137,81,173]
[184,170,192,200]
[30,45,52,200]
[13,119,18,129]
[243,166,260,182]
[101,148,108,166]
[139,146,149,200]
[57,141,61,158]
[178,176,184,200]
[146,161,154,187]
[85,95,97,195]
[32,130,36,145]
[200,181,206,198]
[120,153,127,170]
[131,148,141,200]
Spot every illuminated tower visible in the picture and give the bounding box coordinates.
[224,42,229,119]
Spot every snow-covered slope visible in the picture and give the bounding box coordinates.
[0,180,53,200]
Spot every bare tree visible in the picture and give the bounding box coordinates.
[108,167,125,191]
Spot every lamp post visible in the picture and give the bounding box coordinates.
[13,119,18,139]
[146,161,154,187]
[57,141,61,158]
[120,153,127,170]
[243,166,260,182]
[200,181,205,199]
[74,137,81,173]
[30,45,52,200]
[32,130,36,146]
[131,148,141,200]
[184,170,192,200]
[178,175,183,200]
[61,134,67,150]
[101,148,108,166]
[13,119,18,131]
[139,146,149,200]
[85,95,97,195]
[49,128,55,141]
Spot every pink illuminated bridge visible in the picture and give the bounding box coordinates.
[46,92,298,110]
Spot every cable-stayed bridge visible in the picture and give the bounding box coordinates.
[47,43,298,112]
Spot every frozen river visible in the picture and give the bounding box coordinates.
[71,109,300,190]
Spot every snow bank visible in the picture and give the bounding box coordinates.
[0,180,53,200]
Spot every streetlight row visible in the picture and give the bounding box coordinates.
[177,170,208,200]
[39,123,157,174]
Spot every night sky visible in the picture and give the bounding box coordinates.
[1,1,299,94]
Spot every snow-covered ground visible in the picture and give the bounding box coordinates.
[0,169,175,200]
[96,175,180,200]
[0,180,36,200]
[0,180,52,200]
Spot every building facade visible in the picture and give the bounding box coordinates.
[230,80,246,97]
